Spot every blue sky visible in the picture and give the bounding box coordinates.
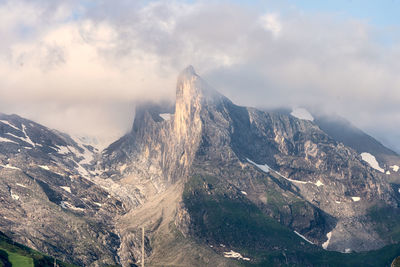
[295,0,400,26]
[228,0,400,26]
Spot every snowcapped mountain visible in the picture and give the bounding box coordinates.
[0,67,400,266]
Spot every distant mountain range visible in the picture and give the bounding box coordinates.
[0,66,399,266]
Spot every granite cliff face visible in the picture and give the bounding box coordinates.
[1,67,400,266]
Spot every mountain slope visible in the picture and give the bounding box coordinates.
[313,114,400,182]
[1,67,400,266]
[102,66,400,266]
[0,231,77,267]
[0,113,125,266]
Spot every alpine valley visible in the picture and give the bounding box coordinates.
[1,66,400,266]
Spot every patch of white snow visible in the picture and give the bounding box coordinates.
[60,201,84,211]
[246,158,270,173]
[315,180,324,187]
[0,120,20,131]
[241,191,247,195]
[294,231,314,244]
[386,171,391,175]
[16,183,27,188]
[159,113,172,121]
[0,164,21,170]
[21,125,36,147]
[360,152,384,173]
[39,165,50,170]
[11,191,20,200]
[290,108,314,121]
[60,186,71,193]
[322,232,332,250]
[0,137,18,144]
[351,197,360,202]
[93,202,102,207]
[223,250,250,261]
[390,165,399,172]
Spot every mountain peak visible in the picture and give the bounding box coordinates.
[179,65,196,77]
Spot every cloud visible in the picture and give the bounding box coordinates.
[0,0,399,152]
[260,13,282,37]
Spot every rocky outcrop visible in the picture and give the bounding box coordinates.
[102,66,400,264]
[0,114,125,266]
[1,66,400,266]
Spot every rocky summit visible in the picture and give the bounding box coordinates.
[1,66,400,266]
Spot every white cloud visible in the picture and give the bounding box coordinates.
[0,0,399,152]
[260,13,282,36]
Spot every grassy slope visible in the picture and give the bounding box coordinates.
[367,202,400,242]
[3,250,33,267]
[0,231,77,267]
[183,174,400,267]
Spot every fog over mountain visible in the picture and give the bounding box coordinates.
[0,0,399,152]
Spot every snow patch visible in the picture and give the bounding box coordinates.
[0,137,18,144]
[60,186,71,193]
[60,201,84,211]
[21,125,36,147]
[72,134,111,151]
[294,231,314,244]
[39,165,50,170]
[93,202,102,207]
[290,107,314,121]
[390,165,399,172]
[10,191,19,200]
[16,183,27,188]
[386,171,391,175]
[159,113,172,121]
[246,158,270,173]
[344,248,351,253]
[0,164,21,170]
[322,231,332,249]
[335,200,341,204]
[241,191,247,195]
[246,158,319,186]
[360,152,384,173]
[351,197,360,202]
[66,138,96,170]
[223,250,250,261]
[0,120,20,131]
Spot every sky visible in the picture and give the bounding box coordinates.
[0,0,399,152]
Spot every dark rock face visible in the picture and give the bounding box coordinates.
[1,67,400,266]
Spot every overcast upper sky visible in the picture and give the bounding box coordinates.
[0,0,399,151]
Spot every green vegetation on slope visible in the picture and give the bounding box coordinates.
[183,174,400,266]
[2,250,33,267]
[367,201,400,242]
[0,231,77,267]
